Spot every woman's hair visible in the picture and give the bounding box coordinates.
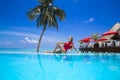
[69,36,73,42]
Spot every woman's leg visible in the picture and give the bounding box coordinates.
[44,43,65,53]
[53,50,62,53]
[53,43,60,51]
[53,43,65,53]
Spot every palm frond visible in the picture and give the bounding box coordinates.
[27,0,66,30]
[53,16,58,30]
[38,0,53,5]
[91,33,101,40]
[53,7,66,20]
[27,6,42,20]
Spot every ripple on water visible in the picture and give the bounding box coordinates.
[108,66,119,71]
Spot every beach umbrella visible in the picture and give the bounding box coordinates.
[97,38,108,42]
[102,30,118,36]
[81,40,90,43]
[92,40,98,42]
[80,37,91,43]
[93,38,108,42]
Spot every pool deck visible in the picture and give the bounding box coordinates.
[79,47,120,53]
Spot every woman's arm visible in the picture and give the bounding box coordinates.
[72,45,79,53]
[70,48,73,53]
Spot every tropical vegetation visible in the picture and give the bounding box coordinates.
[27,0,66,52]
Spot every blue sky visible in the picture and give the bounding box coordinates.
[0,0,120,48]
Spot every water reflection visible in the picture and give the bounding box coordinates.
[35,53,120,80]
[37,54,46,80]
[52,54,120,62]
[37,53,120,72]
[53,54,74,68]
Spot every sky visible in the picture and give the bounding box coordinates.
[0,0,120,48]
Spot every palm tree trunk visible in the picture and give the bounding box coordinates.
[36,27,46,52]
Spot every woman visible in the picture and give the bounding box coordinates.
[45,37,79,53]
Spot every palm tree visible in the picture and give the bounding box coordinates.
[27,0,66,52]
[91,33,101,41]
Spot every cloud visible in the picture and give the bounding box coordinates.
[19,37,38,44]
[0,30,66,42]
[6,41,12,44]
[0,30,67,46]
[81,17,95,23]
[20,37,56,44]
[0,41,3,43]
[20,40,26,43]
[24,37,38,44]
[0,31,39,38]
[0,41,12,45]
[43,37,57,43]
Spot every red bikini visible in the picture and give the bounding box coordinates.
[64,41,73,51]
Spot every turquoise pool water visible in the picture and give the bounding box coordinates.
[0,49,120,80]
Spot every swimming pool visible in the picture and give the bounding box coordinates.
[0,52,120,80]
